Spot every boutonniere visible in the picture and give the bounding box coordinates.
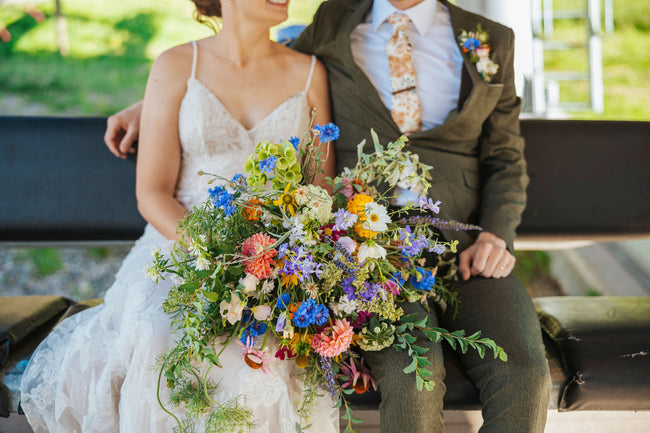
[458,23,499,82]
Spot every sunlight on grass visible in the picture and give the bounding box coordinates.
[0,0,647,119]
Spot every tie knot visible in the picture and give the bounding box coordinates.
[387,12,410,31]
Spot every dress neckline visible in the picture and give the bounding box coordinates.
[188,77,307,134]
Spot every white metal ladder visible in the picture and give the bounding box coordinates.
[531,0,608,115]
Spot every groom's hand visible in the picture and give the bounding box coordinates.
[458,231,515,281]
[104,100,143,159]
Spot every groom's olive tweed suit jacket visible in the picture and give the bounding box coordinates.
[293,0,528,252]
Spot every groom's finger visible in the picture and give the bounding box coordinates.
[458,249,472,281]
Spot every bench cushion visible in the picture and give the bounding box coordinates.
[536,296,650,411]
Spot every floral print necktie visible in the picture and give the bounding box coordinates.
[386,12,422,135]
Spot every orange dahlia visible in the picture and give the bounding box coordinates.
[311,319,354,358]
[241,232,277,279]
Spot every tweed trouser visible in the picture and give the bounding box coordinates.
[361,274,551,433]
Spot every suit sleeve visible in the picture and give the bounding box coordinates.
[477,29,528,252]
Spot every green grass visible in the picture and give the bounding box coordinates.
[0,0,322,115]
[541,0,650,119]
[27,248,63,277]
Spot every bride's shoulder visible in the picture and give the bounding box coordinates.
[149,42,195,83]
[274,44,322,75]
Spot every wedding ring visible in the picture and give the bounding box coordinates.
[499,266,505,270]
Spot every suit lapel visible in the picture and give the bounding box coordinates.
[335,0,489,140]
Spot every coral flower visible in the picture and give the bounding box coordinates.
[241,232,277,279]
[311,319,355,358]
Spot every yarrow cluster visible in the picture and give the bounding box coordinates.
[150,125,507,433]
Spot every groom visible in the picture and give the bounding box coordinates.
[105,0,551,431]
[291,1,551,431]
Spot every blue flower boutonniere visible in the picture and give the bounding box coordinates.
[458,23,499,82]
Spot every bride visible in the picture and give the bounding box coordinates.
[20,0,338,431]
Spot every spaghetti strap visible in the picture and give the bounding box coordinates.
[303,55,317,93]
[190,40,198,79]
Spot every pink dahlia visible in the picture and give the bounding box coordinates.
[311,319,354,358]
[241,233,277,280]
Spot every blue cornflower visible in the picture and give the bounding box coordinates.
[293,312,312,328]
[410,267,436,291]
[463,37,481,51]
[239,320,267,343]
[289,136,300,150]
[312,304,330,326]
[258,156,278,175]
[276,293,291,310]
[313,123,340,143]
[293,298,318,327]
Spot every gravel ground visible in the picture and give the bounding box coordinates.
[0,246,130,301]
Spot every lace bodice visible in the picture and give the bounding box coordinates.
[175,40,315,208]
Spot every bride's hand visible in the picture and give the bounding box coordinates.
[104,100,143,159]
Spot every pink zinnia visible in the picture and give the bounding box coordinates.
[311,319,354,358]
[241,232,277,279]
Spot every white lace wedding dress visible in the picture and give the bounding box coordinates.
[21,41,339,433]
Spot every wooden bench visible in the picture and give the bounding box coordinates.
[1,116,649,422]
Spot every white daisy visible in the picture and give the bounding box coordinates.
[363,202,391,232]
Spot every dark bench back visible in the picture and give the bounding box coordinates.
[1,116,650,244]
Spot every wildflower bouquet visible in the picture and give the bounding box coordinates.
[148,124,506,433]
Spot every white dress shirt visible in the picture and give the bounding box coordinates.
[350,0,464,130]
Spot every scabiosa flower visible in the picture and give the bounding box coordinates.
[241,232,277,279]
[311,319,354,358]
[313,122,340,142]
[410,267,436,291]
[333,209,358,231]
[231,173,246,185]
[258,155,278,175]
[337,236,358,255]
[288,136,300,150]
[359,282,380,301]
[363,202,391,233]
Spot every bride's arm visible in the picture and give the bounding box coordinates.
[307,60,336,191]
[135,47,190,241]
